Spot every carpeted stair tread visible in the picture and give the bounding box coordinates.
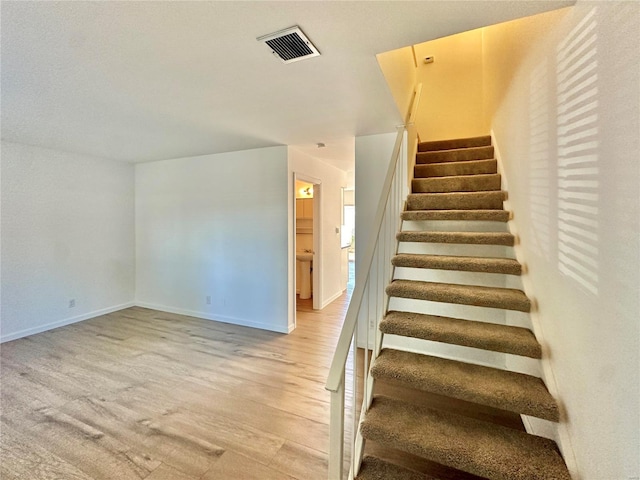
[392,253,522,275]
[361,396,571,480]
[407,191,506,211]
[415,159,497,178]
[381,311,541,358]
[412,174,501,193]
[397,231,515,246]
[418,136,492,152]
[401,209,510,222]
[386,279,531,312]
[417,146,494,164]
[356,456,437,480]
[371,349,558,421]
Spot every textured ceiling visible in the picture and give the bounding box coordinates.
[1,1,574,163]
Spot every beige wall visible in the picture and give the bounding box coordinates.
[376,46,417,121]
[413,28,487,141]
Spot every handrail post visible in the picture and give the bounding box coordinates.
[328,373,345,480]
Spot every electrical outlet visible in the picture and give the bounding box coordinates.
[69,299,76,308]
[206,295,211,305]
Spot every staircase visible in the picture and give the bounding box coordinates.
[355,136,571,479]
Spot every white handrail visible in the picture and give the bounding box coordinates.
[325,83,422,479]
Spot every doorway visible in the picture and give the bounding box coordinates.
[293,174,321,324]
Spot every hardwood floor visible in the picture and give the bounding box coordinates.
[1,290,351,480]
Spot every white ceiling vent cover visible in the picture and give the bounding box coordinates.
[257,26,320,64]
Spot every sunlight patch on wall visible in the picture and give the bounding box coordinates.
[556,8,599,295]
[529,60,551,260]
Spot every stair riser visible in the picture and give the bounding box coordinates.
[416,146,494,164]
[398,242,513,259]
[388,297,517,324]
[415,159,497,177]
[412,174,501,193]
[418,135,492,152]
[394,268,515,289]
[407,192,506,211]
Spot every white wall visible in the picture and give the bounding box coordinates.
[288,148,348,318]
[135,146,290,333]
[354,133,398,268]
[485,3,639,478]
[354,133,397,345]
[0,141,135,341]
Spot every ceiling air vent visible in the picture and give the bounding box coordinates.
[257,26,320,64]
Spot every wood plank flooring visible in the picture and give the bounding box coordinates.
[1,289,351,480]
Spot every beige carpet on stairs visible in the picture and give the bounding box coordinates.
[357,134,570,479]
[416,145,494,164]
[415,158,498,177]
[372,348,559,421]
[386,279,531,312]
[361,396,570,480]
[401,209,510,222]
[396,230,515,246]
[412,173,502,193]
[392,253,522,275]
[380,310,541,358]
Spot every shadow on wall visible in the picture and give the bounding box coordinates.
[528,7,600,296]
[555,7,599,296]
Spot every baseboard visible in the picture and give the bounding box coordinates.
[321,289,343,309]
[0,301,135,343]
[135,301,290,334]
[492,131,580,478]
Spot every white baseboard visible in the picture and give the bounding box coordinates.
[321,289,343,309]
[135,301,290,334]
[0,301,135,343]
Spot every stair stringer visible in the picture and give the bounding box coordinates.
[492,131,580,478]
